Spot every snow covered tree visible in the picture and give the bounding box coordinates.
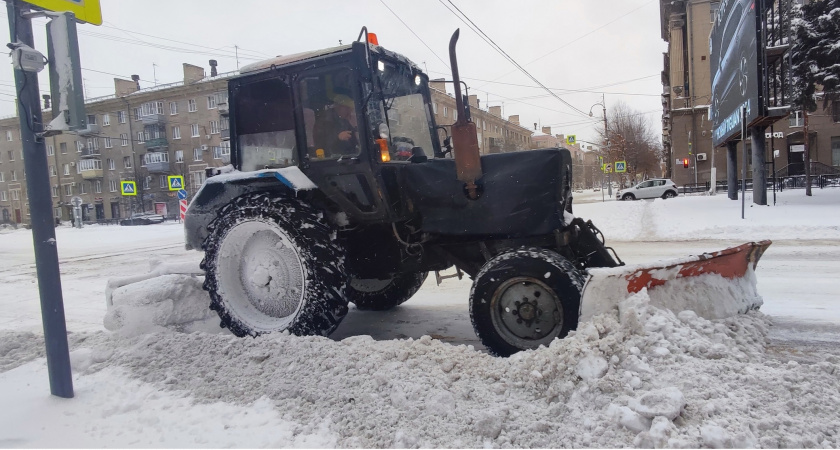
[789,0,840,195]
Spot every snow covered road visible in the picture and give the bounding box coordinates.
[1,189,839,447]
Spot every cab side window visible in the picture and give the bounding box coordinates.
[299,69,360,160]
[235,77,297,171]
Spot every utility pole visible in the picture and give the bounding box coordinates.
[6,0,73,398]
[602,93,612,197]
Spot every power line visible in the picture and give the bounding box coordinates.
[439,0,591,118]
[380,0,450,70]
[427,70,660,96]
[473,0,657,91]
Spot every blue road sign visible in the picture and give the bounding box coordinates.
[177,189,188,200]
[121,181,136,196]
[167,175,184,191]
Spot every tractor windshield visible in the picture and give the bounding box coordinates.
[368,58,437,161]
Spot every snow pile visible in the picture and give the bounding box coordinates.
[575,188,840,241]
[104,274,222,336]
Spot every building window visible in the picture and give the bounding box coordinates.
[433,103,438,114]
[120,133,128,146]
[49,165,56,177]
[11,170,16,181]
[51,186,58,197]
[175,150,184,163]
[443,106,448,117]
[123,156,132,168]
[142,152,169,166]
[108,158,115,170]
[109,179,118,192]
[47,144,54,156]
[87,138,99,151]
[87,114,97,125]
[143,176,150,190]
[170,101,178,115]
[118,110,127,124]
[172,126,181,140]
[8,150,14,161]
[133,107,141,121]
[11,189,19,200]
[188,99,197,112]
[104,137,112,148]
[190,171,206,189]
[833,103,840,123]
[193,147,203,161]
[210,120,220,134]
[137,132,145,143]
[64,184,72,196]
[0,191,6,201]
[60,142,67,154]
[76,141,84,152]
[832,137,840,167]
[0,172,4,182]
[191,124,200,137]
[207,95,217,109]
[102,114,110,126]
[159,176,166,188]
[63,164,69,175]
[79,182,87,194]
[789,110,803,127]
[6,130,12,141]
[95,180,102,193]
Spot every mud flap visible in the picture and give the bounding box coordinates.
[579,240,772,322]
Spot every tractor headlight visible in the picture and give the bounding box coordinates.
[378,123,389,139]
[414,75,421,86]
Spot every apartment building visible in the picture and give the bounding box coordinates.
[0,62,233,224]
[429,79,533,153]
[660,0,840,187]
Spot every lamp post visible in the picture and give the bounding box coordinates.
[589,94,611,197]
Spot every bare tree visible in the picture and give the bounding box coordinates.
[597,101,662,184]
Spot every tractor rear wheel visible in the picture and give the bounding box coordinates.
[201,193,349,338]
[348,272,428,311]
[469,248,585,357]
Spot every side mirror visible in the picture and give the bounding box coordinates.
[442,136,453,157]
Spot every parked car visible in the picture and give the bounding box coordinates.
[616,179,679,201]
[120,213,166,226]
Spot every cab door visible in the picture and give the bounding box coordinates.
[295,66,387,222]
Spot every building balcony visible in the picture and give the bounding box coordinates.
[145,161,170,173]
[79,159,103,179]
[218,102,229,115]
[80,148,101,158]
[141,113,166,125]
[144,138,168,151]
[220,129,230,141]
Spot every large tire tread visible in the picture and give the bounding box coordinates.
[201,192,348,338]
[349,272,428,311]
[469,248,585,357]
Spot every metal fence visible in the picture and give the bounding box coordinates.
[681,174,839,195]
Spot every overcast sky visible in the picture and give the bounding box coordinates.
[1,0,666,145]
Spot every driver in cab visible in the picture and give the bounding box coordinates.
[313,94,359,158]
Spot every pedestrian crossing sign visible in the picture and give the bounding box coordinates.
[615,161,627,173]
[566,135,576,145]
[121,181,136,196]
[167,175,185,191]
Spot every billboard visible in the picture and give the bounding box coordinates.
[710,0,763,147]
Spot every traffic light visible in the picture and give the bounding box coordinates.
[683,158,689,168]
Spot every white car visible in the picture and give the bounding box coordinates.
[616,179,679,201]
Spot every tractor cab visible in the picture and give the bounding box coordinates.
[228,38,440,222]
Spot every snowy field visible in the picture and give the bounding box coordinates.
[1,188,839,447]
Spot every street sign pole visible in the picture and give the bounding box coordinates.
[7,0,73,398]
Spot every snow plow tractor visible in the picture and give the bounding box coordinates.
[183,29,771,356]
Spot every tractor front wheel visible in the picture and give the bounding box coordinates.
[201,193,349,338]
[348,272,428,311]
[469,248,585,357]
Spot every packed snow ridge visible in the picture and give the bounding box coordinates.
[4,285,837,448]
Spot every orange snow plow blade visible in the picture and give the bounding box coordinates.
[580,240,772,322]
